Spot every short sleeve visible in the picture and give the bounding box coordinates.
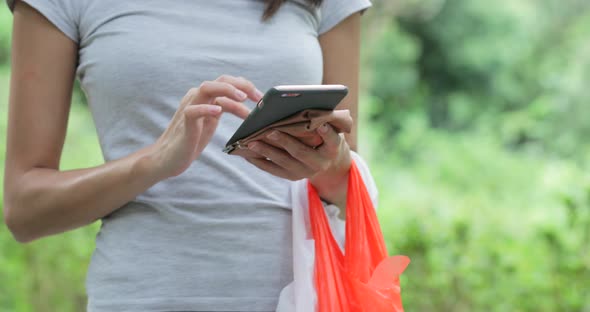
[317,0,372,35]
[6,0,79,43]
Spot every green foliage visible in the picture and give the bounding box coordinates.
[0,8,11,65]
[1,0,590,311]
[363,0,590,310]
[368,0,590,159]
[368,111,590,311]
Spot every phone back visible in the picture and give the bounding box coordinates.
[225,85,348,148]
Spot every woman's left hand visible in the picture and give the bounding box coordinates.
[245,123,352,209]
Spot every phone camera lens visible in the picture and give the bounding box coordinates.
[281,93,301,98]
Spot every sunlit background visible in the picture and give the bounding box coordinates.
[1,0,590,311]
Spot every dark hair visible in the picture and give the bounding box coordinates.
[263,0,323,20]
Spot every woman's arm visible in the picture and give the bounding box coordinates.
[3,2,259,243]
[306,12,362,210]
[319,12,361,151]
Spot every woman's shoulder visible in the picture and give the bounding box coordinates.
[314,0,372,35]
[6,0,82,43]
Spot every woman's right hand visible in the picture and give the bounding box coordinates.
[150,75,263,179]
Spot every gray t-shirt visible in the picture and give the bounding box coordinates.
[7,0,371,311]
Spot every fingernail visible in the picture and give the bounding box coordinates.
[318,123,329,134]
[267,131,279,141]
[235,89,247,100]
[255,89,264,99]
[248,142,259,151]
[209,105,222,113]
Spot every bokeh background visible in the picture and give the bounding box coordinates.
[1,0,590,311]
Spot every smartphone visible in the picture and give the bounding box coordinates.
[223,84,348,153]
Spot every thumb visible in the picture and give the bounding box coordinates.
[316,123,340,154]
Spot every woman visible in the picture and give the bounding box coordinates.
[3,0,371,310]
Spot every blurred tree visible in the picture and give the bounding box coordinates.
[367,0,590,159]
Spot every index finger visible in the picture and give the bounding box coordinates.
[214,96,251,119]
[216,75,264,102]
[185,81,249,119]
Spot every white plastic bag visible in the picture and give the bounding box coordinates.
[276,152,379,312]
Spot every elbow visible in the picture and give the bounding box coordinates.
[3,203,37,244]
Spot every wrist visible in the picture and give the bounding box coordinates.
[309,150,352,208]
[131,144,168,184]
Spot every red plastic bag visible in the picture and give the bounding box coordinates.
[308,160,410,312]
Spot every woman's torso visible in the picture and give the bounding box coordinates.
[68,1,323,310]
